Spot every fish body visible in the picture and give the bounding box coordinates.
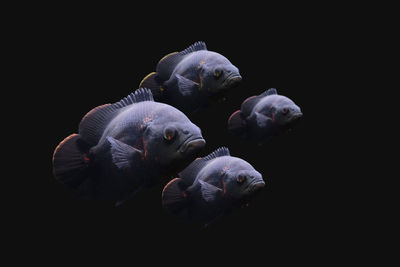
[162,147,265,226]
[52,88,206,205]
[228,88,303,144]
[140,41,242,113]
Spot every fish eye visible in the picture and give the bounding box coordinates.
[214,68,222,79]
[237,175,246,184]
[163,126,176,141]
[282,108,289,115]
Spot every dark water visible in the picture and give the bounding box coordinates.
[26,13,343,263]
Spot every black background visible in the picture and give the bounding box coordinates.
[20,6,351,263]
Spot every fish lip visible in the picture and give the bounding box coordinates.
[221,74,242,88]
[246,179,265,191]
[289,112,303,123]
[178,136,206,153]
[292,112,303,119]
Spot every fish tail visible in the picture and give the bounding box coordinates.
[162,178,189,215]
[52,133,90,189]
[227,110,247,136]
[139,72,165,100]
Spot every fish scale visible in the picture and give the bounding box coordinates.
[162,147,265,226]
[53,88,205,204]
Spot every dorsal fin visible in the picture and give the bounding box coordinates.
[179,41,207,55]
[113,88,154,108]
[78,88,154,146]
[241,95,262,117]
[240,89,277,117]
[155,41,207,82]
[203,147,230,160]
[178,147,230,185]
[262,88,278,96]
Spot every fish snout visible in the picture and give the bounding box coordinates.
[291,112,303,122]
[226,75,242,88]
[179,137,206,154]
[186,139,206,153]
[250,182,265,192]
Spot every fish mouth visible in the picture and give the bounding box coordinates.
[246,180,266,192]
[178,136,206,154]
[221,74,242,88]
[288,112,303,125]
[291,112,303,121]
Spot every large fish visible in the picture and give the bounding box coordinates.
[227,88,303,144]
[139,41,242,113]
[162,147,265,226]
[52,88,206,205]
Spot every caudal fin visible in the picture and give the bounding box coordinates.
[162,178,189,216]
[52,134,89,189]
[139,72,165,100]
[227,110,247,136]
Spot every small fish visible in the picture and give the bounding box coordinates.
[227,88,303,144]
[139,41,242,113]
[52,88,206,205]
[162,147,265,226]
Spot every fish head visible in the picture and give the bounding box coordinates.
[144,106,206,169]
[271,96,303,130]
[200,53,242,93]
[223,160,265,201]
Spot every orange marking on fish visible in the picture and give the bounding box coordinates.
[183,192,188,198]
[221,177,226,196]
[83,153,90,164]
[143,115,152,123]
[142,136,148,160]
[269,97,280,122]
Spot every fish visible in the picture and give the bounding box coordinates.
[139,41,242,113]
[227,88,303,144]
[161,147,265,226]
[52,88,206,206]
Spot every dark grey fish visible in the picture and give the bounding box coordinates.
[161,147,265,226]
[139,41,242,113]
[228,88,303,144]
[52,88,206,205]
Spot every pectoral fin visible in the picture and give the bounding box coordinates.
[107,137,142,170]
[254,112,272,128]
[199,180,222,203]
[176,74,199,96]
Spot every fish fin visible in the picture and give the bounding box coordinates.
[155,52,182,82]
[107,137,142,170]
[227,110,247,136]
[203,147,230,160]
[176,74,199,96]
[139,72,165,99]
[199,180,222,203]
[113,87,154,108]
[178,147,230,185]
[52,134,90,189]
[254,112,272,128]
[240,96,262,118]
[115,185,144,207]
[162,178,189,215]
[179,41,207,55]
[155,41,207,82]
[78,88,154,145]
[262,88,278,96]
[78,103,119,146]
[178,157,208,185]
